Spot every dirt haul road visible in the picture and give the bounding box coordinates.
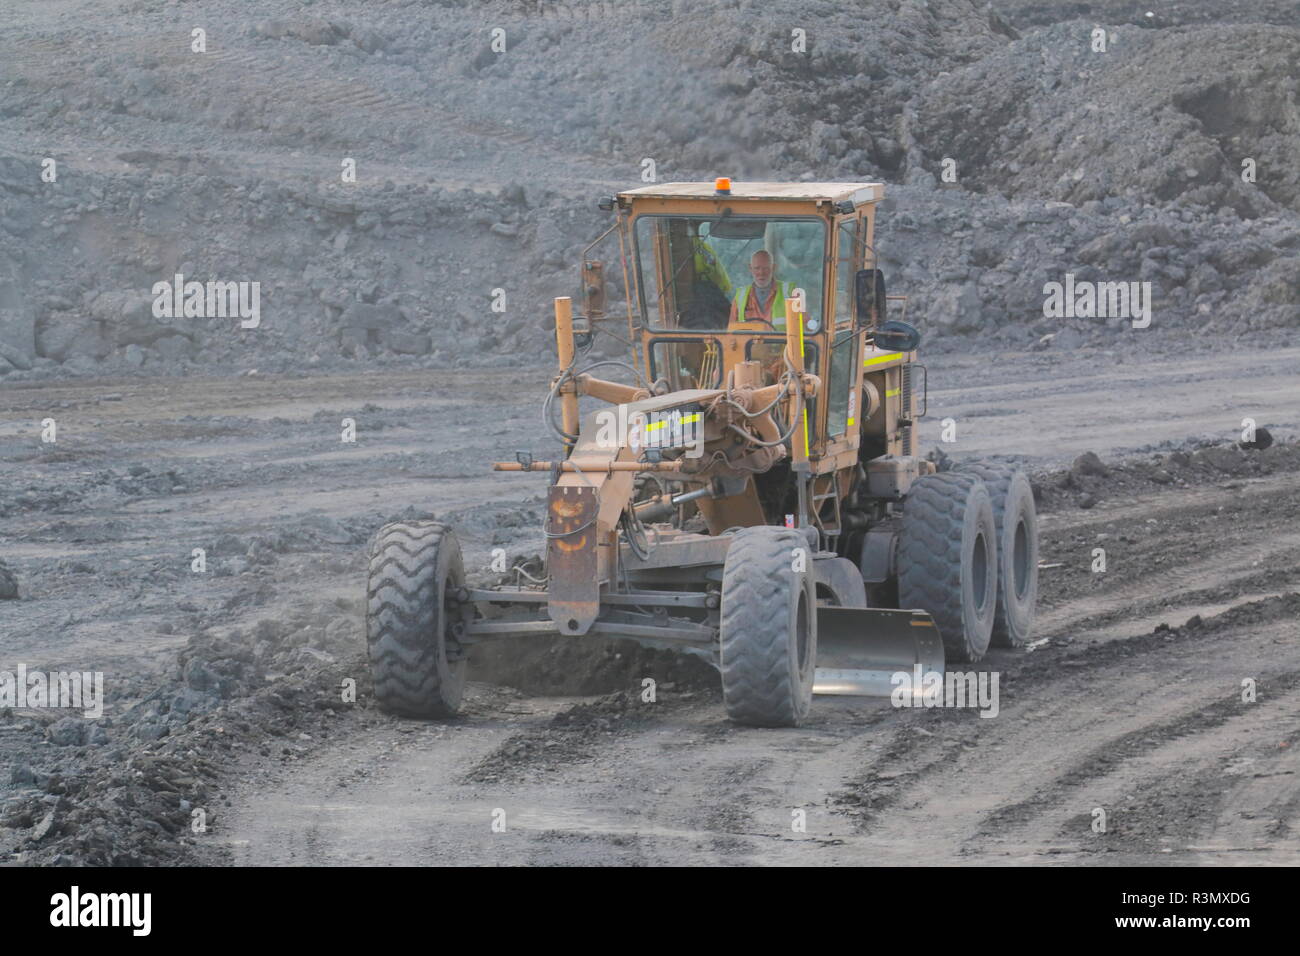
[3,345,1297,866]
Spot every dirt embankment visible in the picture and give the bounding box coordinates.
[2,0,1297,383]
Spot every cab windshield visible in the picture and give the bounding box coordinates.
[634,216,825,332]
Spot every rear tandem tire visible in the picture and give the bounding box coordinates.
[898,473,998,663]
[366,520,467,718]
[719,526,817,727]
[955,463,1039,647]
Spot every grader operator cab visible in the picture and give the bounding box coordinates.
[365,180,1039,727]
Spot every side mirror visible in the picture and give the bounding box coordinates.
[582,260,607,319]
[872,319,921,353]
[854,268,887,327]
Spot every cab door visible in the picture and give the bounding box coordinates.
[825,216,862,441]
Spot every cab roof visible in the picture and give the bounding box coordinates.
[618,181,884,204]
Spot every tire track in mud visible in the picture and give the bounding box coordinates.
[1035,480,1300,642]
[825,595,1300,862]
[460,690,677,785]
[536,699,866,863]
[381,688,907,864]
[1068,701,1300,859]
[980,667,1300,835]
[1040,535,1300,639]
[221,687,560,865]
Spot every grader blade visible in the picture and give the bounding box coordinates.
[813,607,945,697]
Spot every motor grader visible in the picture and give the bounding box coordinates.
[366,180,1039,727]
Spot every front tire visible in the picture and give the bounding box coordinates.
[719,526,817,727]
[898,474,998,663]
[366,521,467,717]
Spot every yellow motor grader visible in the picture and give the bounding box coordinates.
[366,180,1039,726]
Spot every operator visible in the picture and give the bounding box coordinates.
[729,249,800,383]
[728,250,798,330]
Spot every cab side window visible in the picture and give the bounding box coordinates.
[826,330,857,437]
[835,219,860,328]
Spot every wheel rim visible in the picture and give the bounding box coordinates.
[972,530,990,613]
[1012,517,1031,601]
[441,570,465,666]
[795,590,810,672]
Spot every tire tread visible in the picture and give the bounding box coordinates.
[366,520,465,717]
[719,526,812,727]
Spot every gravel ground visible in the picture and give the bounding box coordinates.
[0,351,1296,865]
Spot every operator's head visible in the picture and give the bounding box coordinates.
[749,249,773,287]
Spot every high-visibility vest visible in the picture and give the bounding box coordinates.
[734,281,797,328]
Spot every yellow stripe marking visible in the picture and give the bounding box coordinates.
[863,352,903,367]
[798,316,810,459]
[885,388,901,397]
